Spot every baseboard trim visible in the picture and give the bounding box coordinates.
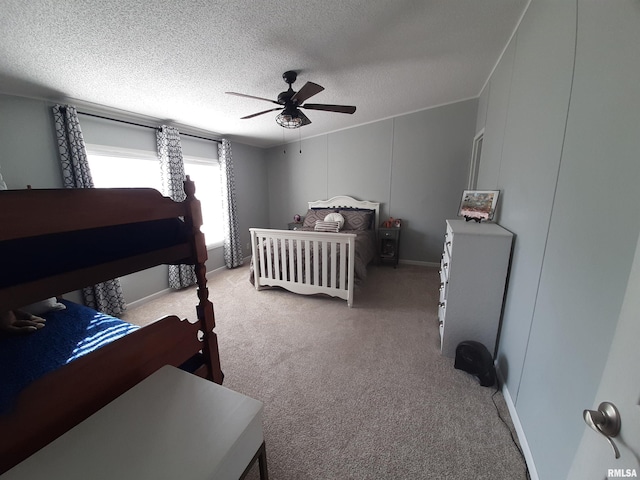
[126,287,172,310]
[128,264,233,309]
[495,366,540,480]
[206,264,230,279]
[398,259,439,267]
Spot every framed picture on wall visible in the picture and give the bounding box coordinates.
[458,190,500,222]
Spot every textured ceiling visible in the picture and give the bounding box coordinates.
[0,0,528,148]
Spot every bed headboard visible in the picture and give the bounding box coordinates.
[308,195,380,232]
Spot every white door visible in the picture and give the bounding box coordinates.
[567,231,640,479]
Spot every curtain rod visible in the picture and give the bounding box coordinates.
[77,111,222,144]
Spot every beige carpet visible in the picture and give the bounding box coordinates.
[121,263,529,480]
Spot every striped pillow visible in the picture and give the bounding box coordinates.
[314,220,341,232]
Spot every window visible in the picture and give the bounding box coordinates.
[86,145,223,248]
[183,157,223,247]
[87,147,161,190]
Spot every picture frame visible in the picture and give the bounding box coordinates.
[458,190,500,222]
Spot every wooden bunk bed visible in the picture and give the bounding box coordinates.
[0,178,223,474]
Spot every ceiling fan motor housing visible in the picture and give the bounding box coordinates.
[282,70,297,85]
[277,90,295,105]
[278,71,298,105]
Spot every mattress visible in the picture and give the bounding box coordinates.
[0,300,138,415]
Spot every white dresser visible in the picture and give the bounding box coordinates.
[438,219,513,358]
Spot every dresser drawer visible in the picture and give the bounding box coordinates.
[438,301,446,327]
[440,257,449,283]
[444,239,452,259]
[439,284,446,304]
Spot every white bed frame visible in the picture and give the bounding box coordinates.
[250,196,380,307]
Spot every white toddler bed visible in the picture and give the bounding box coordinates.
[249,196,379,307]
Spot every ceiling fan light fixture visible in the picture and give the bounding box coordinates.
[275,112,303,129]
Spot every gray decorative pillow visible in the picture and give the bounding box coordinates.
[339,210,373,230]
[302,209,337,228]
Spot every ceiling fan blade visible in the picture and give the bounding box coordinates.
[298,110,312,126]
[241,107,283,119]
[301,103,356,114]
[291,82,324,104]
[226,92,280,105]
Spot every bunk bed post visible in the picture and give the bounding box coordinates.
[183,177,224,384]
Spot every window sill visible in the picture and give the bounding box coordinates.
[206,240,224,250]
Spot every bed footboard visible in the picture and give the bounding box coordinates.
[250,228,356,307]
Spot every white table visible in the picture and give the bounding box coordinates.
[2,366,267,480]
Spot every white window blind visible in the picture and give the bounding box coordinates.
[86,145,223,248]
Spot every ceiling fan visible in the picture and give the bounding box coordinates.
[226,71,356,129]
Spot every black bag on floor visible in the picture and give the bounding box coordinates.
[454,341,496,387]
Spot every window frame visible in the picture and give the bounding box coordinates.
[85,144,223,249]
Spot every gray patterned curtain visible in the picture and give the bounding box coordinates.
[52,104,126,317]
[157,125,197,289]
[218,139,243,268]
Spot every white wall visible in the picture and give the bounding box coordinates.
[265,99,478,264]
[475,0,640,478]
[232,140,270,257]
[0,95,62,189]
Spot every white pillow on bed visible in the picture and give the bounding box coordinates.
[20,297,66,315]
[323,212,345,230]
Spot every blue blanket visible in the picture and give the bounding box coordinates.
[0,300,138,415]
